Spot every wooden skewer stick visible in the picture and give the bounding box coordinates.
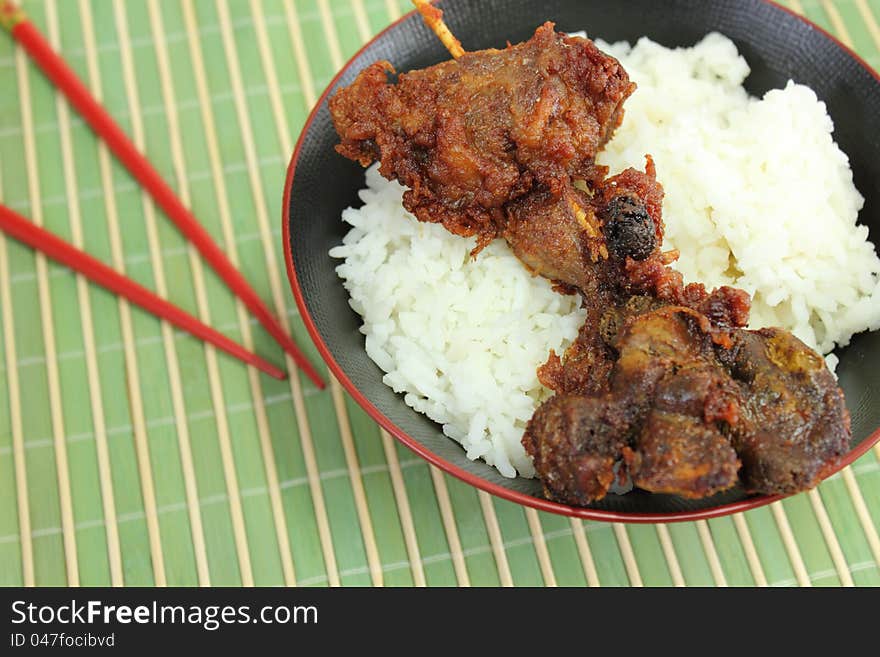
[0,0,24,31]
[411,0,465,58]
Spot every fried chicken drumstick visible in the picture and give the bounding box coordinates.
[331,23,633,252]
[329,23,851,505]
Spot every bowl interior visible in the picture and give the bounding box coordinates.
[285,0,880,520]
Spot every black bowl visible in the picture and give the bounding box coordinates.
[284,0,880,522]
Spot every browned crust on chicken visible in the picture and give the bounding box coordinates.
[330,22,634,252]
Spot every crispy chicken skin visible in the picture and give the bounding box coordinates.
[719,328,851,494]
[521,169,848,503]
[521,394,624,507]
[611,308,744,499]
[527,305,849,504]
[330,22,634,252]
[329,24,851,504]
[526,307,745,504]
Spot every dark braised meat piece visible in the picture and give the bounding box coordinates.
[330,23,851,504]
[330,22,634,252]
[511,162,751,399]
[719,328,850,494]
[526,305,849,505]
[612,307,743,499]
[522,394,626,507]
[522,165,848,503]
[627,411,741,498]
[507,163,848,502]
[526,306,743,504]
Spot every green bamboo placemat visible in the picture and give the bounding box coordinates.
[0,0,878,588]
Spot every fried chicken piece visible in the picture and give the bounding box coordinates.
[512,162,750,400]
[719,328,851,494]
[612,307,743,498]
[627,411,741,498]
[526,304,849,505]
[522,394,625,506]
[520,163,848,503]
[511,166,847,502]
[330,22,634,251]
[526,307,742,504]
[506,159,749,327]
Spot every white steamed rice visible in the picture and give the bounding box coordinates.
[330,165,584,478]
[330,33,880,478]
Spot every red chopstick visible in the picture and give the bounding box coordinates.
[0,203,287,381]
[0,1,325,389]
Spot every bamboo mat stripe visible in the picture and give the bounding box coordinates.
[179,0,292,586]
[213,0,338,586]
[0,0,878,588]
[0,171,34,587]
[78,0,164,587]
[15,32,79,586]
[309,0,396,587]
[45,0,123,587]
[144,0,254,587]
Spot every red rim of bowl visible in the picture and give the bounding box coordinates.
[282,0,880,523]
